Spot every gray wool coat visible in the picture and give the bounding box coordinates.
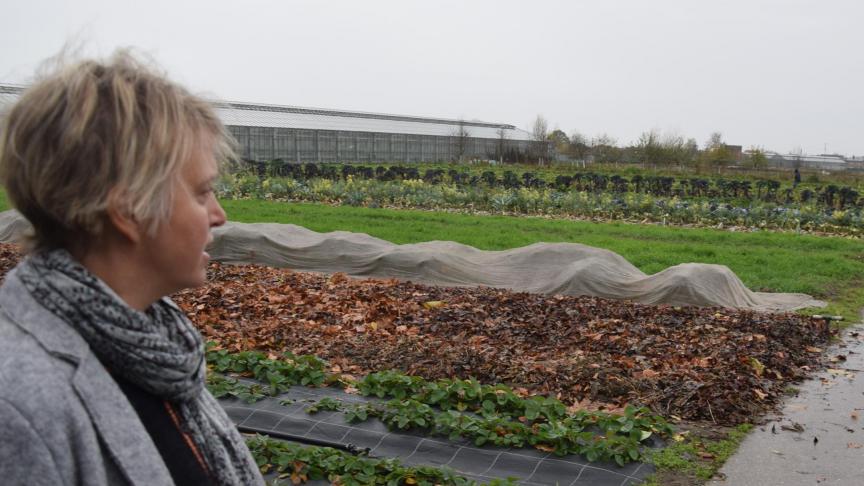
[0,265,176,486]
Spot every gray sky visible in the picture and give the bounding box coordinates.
[2,0,862,155]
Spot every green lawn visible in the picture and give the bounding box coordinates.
[220,199,864,321]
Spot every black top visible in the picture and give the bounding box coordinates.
[113,376,215,485]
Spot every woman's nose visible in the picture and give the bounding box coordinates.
[210,198,227,228]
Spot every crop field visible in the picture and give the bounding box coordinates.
[220,163,864,236]
[279,161,864,188]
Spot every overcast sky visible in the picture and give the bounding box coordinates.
[2,0,862,155]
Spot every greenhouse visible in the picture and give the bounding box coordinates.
[0,84,21,118]
[0,83,536,163]
[219,101,534,163]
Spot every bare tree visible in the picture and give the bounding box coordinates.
[635,130,692,168]
[531,115,549,141]
[636,130,663,167]
[705,132,724,151]
[745,146,768,169]
[660,132,690,168]
[530,115,550,164]
[683,138,699,166]
[452,119,471,162]
[496,127,508,164]
[591,133,620,164]
[702,131,730,173]
[569,131,590,161]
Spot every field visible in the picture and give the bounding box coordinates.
[222,162,864,236]
[2,167,862,484]
[215,192,861,484]
[321,161,864,188]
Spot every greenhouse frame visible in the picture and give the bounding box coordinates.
[1,84,538,164]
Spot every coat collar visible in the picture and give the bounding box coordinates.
[0,264,174,485]
[0,265,89,363]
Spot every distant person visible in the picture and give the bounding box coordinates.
[0,51,263,485]
[793,168,801,188]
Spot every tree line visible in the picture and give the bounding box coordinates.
[530,115,768,169]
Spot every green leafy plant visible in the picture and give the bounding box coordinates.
[246,434,517,485]
[302,392,670,465]
[207,373,266,403]
[217,171,864,236]
[206,344,330,396]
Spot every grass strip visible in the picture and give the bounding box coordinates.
[643,424,754,485]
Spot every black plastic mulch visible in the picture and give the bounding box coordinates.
[220,383,654,486]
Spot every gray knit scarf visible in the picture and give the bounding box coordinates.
[18,249,263,486]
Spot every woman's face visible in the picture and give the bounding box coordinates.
[141,139,226,295]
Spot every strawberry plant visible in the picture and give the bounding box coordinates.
[207,345,330,395]
[207,373,266,403]
[246,435,516,485]
[304,395,658,465]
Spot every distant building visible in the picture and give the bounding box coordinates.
[844,156,864,172]
[766,152,848,171]
[0,83,536,163]
[724,144,743,162]
[0,83,20,119]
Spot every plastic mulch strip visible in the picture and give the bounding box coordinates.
[219,382,655,485]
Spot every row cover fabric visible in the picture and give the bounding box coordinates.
[208,221,824,312]
[0,210,824,312]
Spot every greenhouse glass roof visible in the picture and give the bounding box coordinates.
[0,84,532,141]
[217,102,533,141]
[0,84,24,117]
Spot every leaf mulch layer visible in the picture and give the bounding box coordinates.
[0,243,832,424]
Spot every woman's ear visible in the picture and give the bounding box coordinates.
[106,188,143,244]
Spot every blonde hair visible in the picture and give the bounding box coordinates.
[0,50,233,251]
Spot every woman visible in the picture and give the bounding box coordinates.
[0,52,264,485]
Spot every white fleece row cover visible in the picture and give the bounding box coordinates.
[0,210,824,312]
